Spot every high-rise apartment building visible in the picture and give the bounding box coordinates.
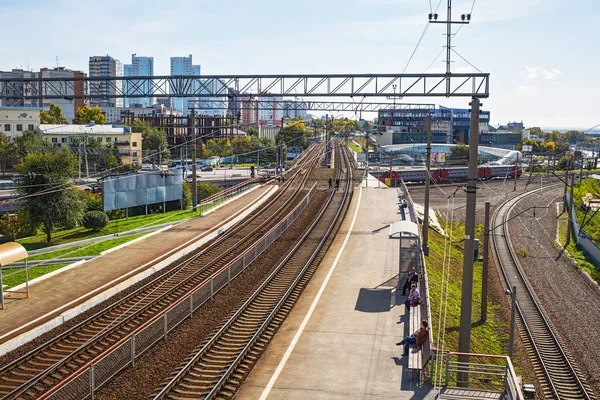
[170,55,201,115]
[0,69,41,108]
[123,54,154,107]
[257,94,284,127]
[39,67,87,123]
[89,55,123,108]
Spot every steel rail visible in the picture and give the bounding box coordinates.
[492,186,595,400]
[153,141,353,399]
[0,144,325,400]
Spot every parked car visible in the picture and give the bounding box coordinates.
[201,166,213,172]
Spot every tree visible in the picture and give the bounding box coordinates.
[182,183,192,209]
[14,131,41,159]
[246,125,258,136]
[205,138,232,158]
[73,105,106,125]
[278,120,308,149]
[16,150,84,242]
[331,117,359,143]
[232,135,253,157]
[40,103,67,124]
[447,144,470,166]
[142,127,169,165]
[0,132,18,174]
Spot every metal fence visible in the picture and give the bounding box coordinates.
[565,192,600,265]
[197,176,263,215]
[41,184,317,400]
[434,352,524,400]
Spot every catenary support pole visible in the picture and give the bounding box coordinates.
[509,285,517,360]
[567,173,576,245]
[365,129,369,186]
[190,110,198,212]
[563,170,569,214]
[481,201,490,322]
[457,97,480,385]
[423,112,432,255]
[513,152,519,191]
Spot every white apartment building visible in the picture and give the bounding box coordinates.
[0,107,42,141]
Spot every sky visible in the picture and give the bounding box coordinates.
[0,0,598,129]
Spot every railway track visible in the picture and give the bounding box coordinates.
[152,141,354,399]
[0,144,326,400]
[492,187,595,400]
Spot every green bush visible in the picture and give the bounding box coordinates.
[77,190,103,212]
[182,183,192,209]
[82,211,109,232]
[107,209,126,220]
[197,182,222,201]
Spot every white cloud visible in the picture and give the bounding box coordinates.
[524,66,561,81]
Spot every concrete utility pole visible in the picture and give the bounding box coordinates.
[567,172,575,245]
[513,151,519,191]
[563,170,569,214]
[481,201,490,322]
[190,110,198,211]
[423,112,432,255]
[457,97,481,379]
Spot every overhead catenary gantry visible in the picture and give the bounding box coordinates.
[0,73,489,101]
[192,99,436,113]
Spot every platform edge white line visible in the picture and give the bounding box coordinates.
[258,186,362,400]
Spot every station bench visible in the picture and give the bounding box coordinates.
[408,301,424,382]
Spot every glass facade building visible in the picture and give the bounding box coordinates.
[378,106,500,146]
[170,55,201,115]
[123,54,154,107]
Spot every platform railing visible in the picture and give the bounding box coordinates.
[432,351,524,400]
[40,184,317,400]
[198,175,265,215]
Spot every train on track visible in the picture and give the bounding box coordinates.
[377,164,523,183]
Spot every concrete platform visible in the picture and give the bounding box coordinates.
[0,184,276,354]
[237,184,432,399]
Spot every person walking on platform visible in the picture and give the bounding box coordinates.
[396,320,429,356]
[335,178,340,191]
[402,267,418,296]
[328,177,333,190]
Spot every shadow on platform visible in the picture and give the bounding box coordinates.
[355,288,393,312]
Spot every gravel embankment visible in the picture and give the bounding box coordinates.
[508,186,600,397]
[95,191,329,399]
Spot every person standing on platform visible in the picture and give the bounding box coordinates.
[396,320,429,356]
[402,267,418,296]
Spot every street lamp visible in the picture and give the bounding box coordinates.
[504,285,517,360]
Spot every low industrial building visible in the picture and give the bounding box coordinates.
[101,104,182,124]
[36,124,142,165]
[0,106,42,141]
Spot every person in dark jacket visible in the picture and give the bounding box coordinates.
[396,320,429,356]
[402,267,418,296]
[328,177,333,190]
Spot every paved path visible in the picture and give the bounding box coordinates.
[0,185,272,346]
